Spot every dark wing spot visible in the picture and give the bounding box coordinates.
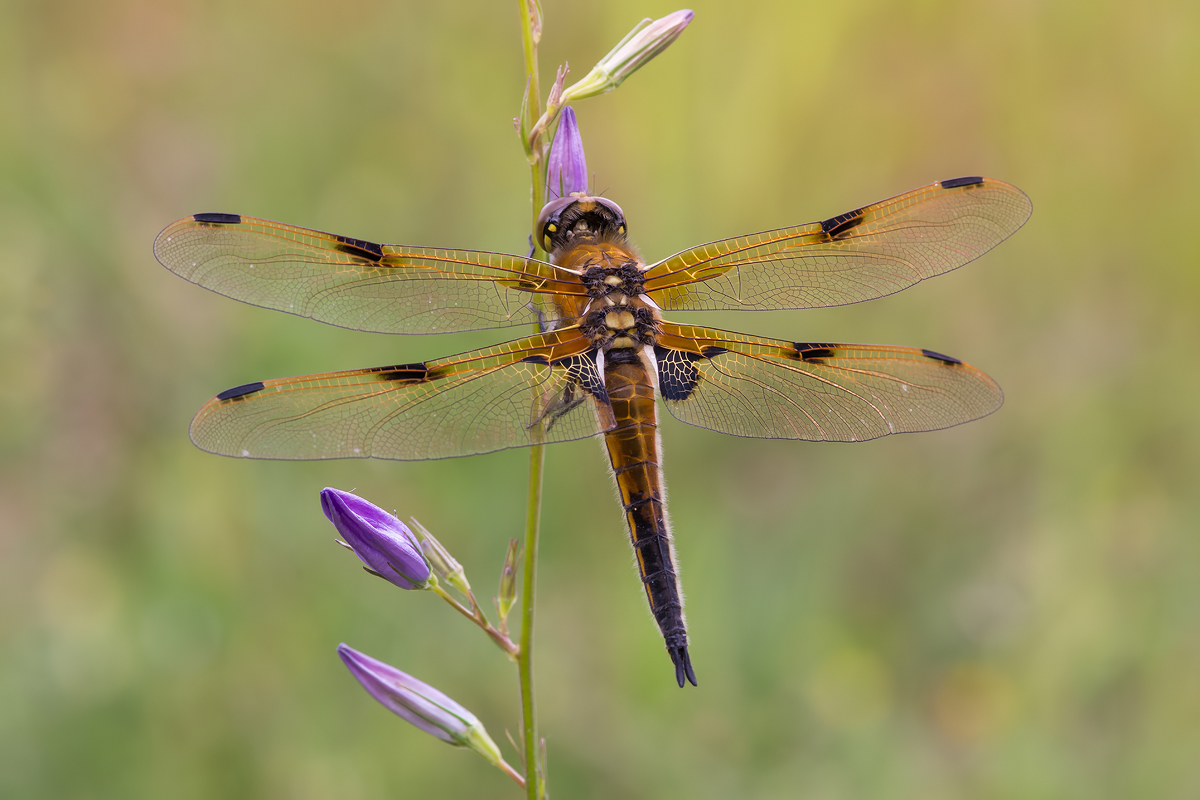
[335,235,385,263]
[795,343,837,361]
[217,381,265,401]
[193,212,242,225]
[921,348,963,365]
[370,362,430,382]
[521,354,551,366]
[819,206,867,239]
[700,345,729,359]
[940,176,984,189]
[655,346,704,401]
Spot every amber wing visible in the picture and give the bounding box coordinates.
[654,322,1002,442]
[190,327,615,460]
[154,213,587,335]
[644,177,1030,311]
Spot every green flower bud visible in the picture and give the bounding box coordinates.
[561,10,694,103]
[495,539,521,624]
[410,518,471,595]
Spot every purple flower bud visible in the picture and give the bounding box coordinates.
[338,644,506,767]
[320,488,432,590]
[545,106,589,199]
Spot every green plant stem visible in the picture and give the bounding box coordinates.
[519,0,546,226]
[518,444,545,799]
[517,3,547,796]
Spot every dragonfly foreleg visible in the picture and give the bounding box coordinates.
[530,384,587,433]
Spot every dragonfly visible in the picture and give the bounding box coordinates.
[155,176,1030,687]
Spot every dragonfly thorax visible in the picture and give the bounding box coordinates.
[581,302,660,351]
[582,261,645,299]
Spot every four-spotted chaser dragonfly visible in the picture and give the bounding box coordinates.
[155,176,1030,687]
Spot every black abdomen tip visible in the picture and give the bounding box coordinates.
[940,176,984,189]
[669,645,698,688]
[193,212,242,224]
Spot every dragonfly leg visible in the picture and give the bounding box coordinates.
[533,385,588,433]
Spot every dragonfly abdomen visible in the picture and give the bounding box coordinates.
[601,347,696,687]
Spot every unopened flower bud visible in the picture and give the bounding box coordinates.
[320,488,432,590]
[561,10,694,103]
[410,518,470,595]
[337,644,506,768]
[545,106,589,200]
[495,539,521,623]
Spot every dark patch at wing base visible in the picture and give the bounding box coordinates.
[655,347,706,401]
[554,351,608,402]
[334,235,385,263]
[217,381,265,401]
[193,212,242,225]
[940,176,984,189]
[529,350,610,434]
[921,348,963,365]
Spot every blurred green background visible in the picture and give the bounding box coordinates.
[3,0,1198,797]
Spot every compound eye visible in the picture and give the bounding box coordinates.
[534,196,578,243]
[592,197,626,228]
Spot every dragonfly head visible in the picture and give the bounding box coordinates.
[535,195,627,256]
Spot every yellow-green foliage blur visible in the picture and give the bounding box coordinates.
[3,1,1198,798]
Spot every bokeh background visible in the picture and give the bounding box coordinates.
[3,0,1198,797]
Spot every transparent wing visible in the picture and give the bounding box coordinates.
[190,327,615,460]
[654,322,1002,441]
[644,177,1030,311]
[154,213,588,334]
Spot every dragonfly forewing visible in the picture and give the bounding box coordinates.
[154,213,587,334]
[645,177,1031,312]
